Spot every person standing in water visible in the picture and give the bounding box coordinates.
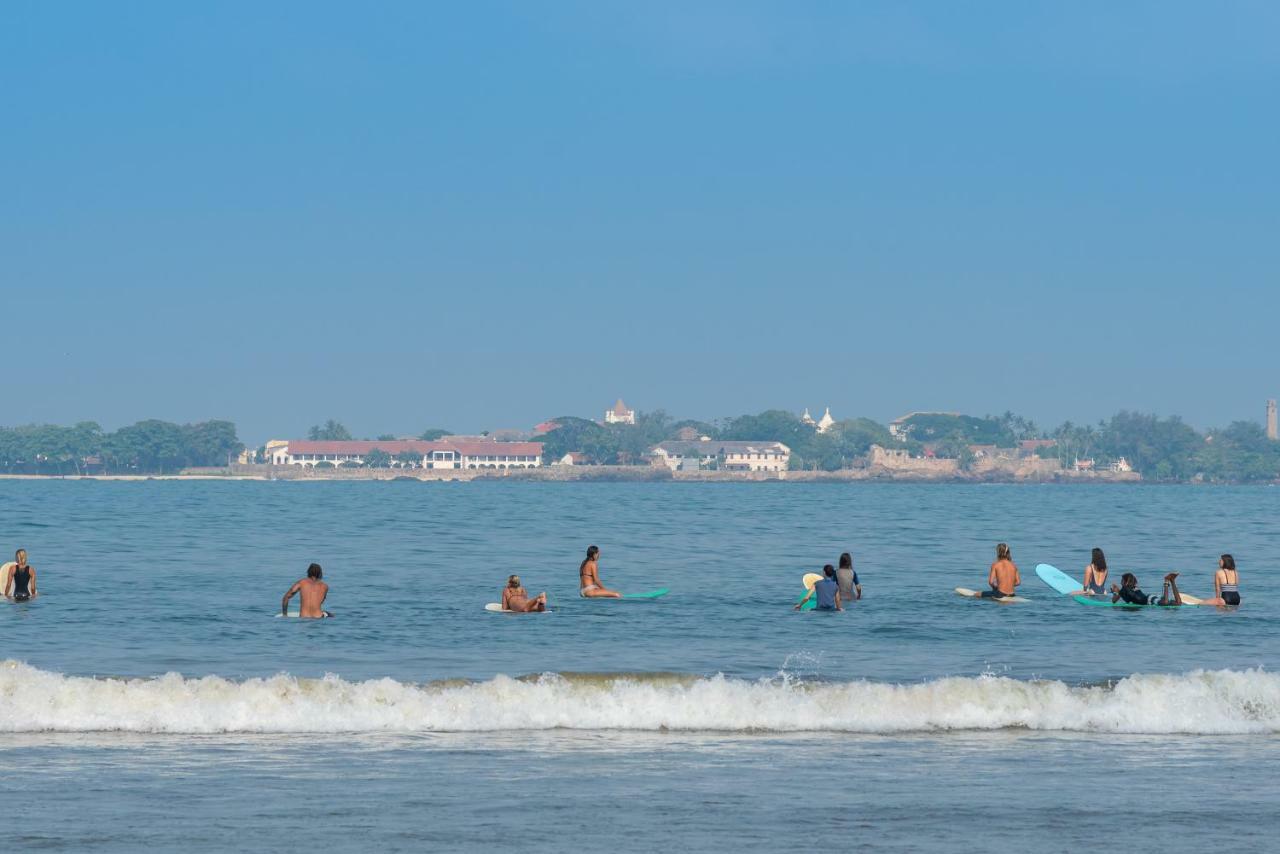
[1081,548,1109,595]
[579,545,621,598]
[1200,554,1242,607]
[3,549,37,602]
[501,575,548,612]
[978,543,1021,599]
[835,552,861,603]
[282,563,332,618]
[795,565,842,611]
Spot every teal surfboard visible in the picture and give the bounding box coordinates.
[621,588,669,600]
[1072,594,1186,609]
[1035,563,1081,595]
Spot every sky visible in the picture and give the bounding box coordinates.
[2,1,1278,444]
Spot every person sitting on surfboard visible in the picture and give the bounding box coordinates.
[1111,572,1182,606]
[282,563,332,618]
[579,545,621,598]
[502,575,547,612]
[979,543,1021,599]
[1081,548,1109,595]
[1199,554,1242,607]
[794,565,842,611]
[2,549,37,602]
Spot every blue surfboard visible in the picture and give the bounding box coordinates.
[1035,563,1081,595]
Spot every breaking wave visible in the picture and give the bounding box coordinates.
[0,661,1276,735]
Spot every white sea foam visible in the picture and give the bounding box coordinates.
[0,661,1276,735]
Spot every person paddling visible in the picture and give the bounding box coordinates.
[579,545,621,598]
[1111,572,1182,606]
[3,549,37,602]
[282,563,332,618]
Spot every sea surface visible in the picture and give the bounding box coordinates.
[1,480,1277,852]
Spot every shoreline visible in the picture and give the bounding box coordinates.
[0,467,1156,484]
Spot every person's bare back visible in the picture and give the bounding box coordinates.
[988,558,1021,596]
[283,563,331,618]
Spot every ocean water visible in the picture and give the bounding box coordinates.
[1,481,1277,852]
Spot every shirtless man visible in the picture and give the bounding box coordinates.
[282,563,332,618]
[578,545,621,598]
[979,543,1021,599]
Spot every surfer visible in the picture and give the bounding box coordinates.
[1081,548,1108,595]
[1199,554,1241,607]
[3,549,37,602]
[579,545,621,598]
[282,563,332,618]
[794,565,842,611]
[502,575,548,612]
[978,543,1021,599]
[1110,572,1182,606]
[836,552,861,603]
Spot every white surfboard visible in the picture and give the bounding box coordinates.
[485,602,550,613]
[955,587,1029,604]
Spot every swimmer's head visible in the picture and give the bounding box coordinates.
[838,552,852,570]
[508,574,521,588]
[996,543,1011,561]
[1091,548,1106,571]
[586,545,599,560]
[1120,572,1137,588]
[307,563,323,579]
[823,564,835,578]
[15,549,26,564]
[1220,554,1235,571]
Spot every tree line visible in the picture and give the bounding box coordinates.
[0,420,243,475]
[533,408,1280,482]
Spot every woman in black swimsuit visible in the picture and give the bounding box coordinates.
[4,549,37,602]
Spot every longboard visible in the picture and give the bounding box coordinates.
[1074,592,1204,608]
[955,587,1029,604]
[485,602,551,613]
[797,572,824,611]
[581,588,670,600]
[1035,563,1081,595]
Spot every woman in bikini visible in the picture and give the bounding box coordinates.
[578,545,621,598]
[501,575,547,612]
[1200,554,1242,607]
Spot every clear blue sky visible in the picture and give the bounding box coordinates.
[3,1,1278,444]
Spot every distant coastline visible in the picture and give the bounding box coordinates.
[1,466,1146,484]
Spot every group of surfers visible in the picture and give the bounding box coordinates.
[8,541,1246,618]
[974,543,1243,607]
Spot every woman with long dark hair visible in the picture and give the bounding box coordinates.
[1201,554,1242,607]
[578,545,620,598]
[835,552,861,603]
[1082,548,1108,595]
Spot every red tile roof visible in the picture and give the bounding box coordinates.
[287,439,543,457]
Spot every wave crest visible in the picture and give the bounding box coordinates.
[1,661,1276,735]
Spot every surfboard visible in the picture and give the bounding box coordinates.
[1072,594,1188,608]
[955,587,1029,604]
[1035,563,1081,595]
[797,572,824,611]
[485,602,551,613]
[580,588,669,600]
[0,562,14,598]
[274,611,333,618]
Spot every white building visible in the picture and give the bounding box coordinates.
[604,398,636,425]
[650,439,791,472]
[279,439,544,469]
[800,407,836,433]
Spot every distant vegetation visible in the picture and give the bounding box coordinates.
[0,420,242,475]
[6,409,1278,482]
